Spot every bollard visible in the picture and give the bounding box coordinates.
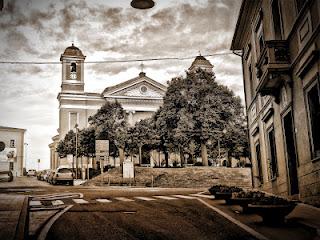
[151,175,154,188]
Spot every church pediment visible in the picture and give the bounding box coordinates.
[102,73,167,99]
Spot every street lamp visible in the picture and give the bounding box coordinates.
[131,0,155,9]
[74,123,79,179]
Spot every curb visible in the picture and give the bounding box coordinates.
[14,196,29,240]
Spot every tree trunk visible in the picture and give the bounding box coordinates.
[138,145,142,165]
[180,149,185,166]
[201,142,208,166]
[119,148,124,166]
[164,151,169,167]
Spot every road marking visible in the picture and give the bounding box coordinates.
[190,194,215,199]
[96,199,112,203]
[72,199,89,204]
[172,195,197,199]
[115,197,135,202]
[32,192,83,201]
[51,200,64,206]
[30,200,42,206]
[153,196,178,200]
[37,205,73,240]
[134,197,156,201]
[197,199,270,240]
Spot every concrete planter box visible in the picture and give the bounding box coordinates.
[247,204,297,225]
[214,192,233,201]
[227,198,255,213]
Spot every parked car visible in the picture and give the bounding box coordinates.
[0,171,13,182]
[36,170,43,180]
[27,169,37,177]
[47,170,56,184]
[43,170,51,182]
[52,168,74,185]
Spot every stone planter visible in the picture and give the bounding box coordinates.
[227,198,255,213]
[214,192,233,201]
[247,204,296,225]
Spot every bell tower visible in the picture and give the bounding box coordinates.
[60,43,86,93]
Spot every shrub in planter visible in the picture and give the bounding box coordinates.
[208,185,226,195]
[194,162,203,166]
[229,191,265,211]
[248,196,297,225]
[233,191,265,200]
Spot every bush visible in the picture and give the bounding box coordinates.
[194,162,203,166]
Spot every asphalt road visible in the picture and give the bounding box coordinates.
[0,177,260,240]
[46,197,258,240]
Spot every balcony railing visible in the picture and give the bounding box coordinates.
[255,40,291,102]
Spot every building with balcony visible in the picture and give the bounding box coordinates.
[231,0,320,205]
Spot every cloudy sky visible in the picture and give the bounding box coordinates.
[0,0,243,170]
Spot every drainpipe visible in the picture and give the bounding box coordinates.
[232,49,254,188]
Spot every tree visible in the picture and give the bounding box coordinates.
[156,68,247,166]
[56,130,76,157]
[78,127,96,157]
[131,119,157,164]
[88,101,128,165]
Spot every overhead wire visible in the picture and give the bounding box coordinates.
[0,51,234,65]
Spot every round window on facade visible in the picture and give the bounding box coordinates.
[0,141,5,152]
[140,85,148,94]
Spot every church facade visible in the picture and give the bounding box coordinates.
[49,44,214,170]
[49,44,167,169]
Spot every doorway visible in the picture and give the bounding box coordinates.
[283,111,299,195]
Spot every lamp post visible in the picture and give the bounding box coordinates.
[131,0,155,9]
[75,123,78,179]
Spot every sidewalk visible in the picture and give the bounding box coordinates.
[287,203,320,235]
[0,194,29,240]
[201,198,320,240]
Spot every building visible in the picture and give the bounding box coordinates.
[49,44,167,169]
[49,44,216,170]
[0,126,26,176]
[231,0,320,204]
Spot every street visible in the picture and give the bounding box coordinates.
[0,177,262,240]
[1,177,318,240]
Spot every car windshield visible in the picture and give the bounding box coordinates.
[58,168,72,173]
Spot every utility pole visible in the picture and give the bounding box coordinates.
[75,124,78,179]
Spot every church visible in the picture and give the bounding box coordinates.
[49,44,213,170]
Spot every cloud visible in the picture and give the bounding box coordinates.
[0,0,244,165]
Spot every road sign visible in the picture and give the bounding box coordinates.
[95,140,109,155]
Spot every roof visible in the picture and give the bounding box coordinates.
[230,0,258,50]
[188,55,213,70]
[60,43,85,60]
[101,72,167,96]
[0,126,26,132]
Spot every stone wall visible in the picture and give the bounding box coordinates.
[87,166,253,189]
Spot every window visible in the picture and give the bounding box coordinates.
[9,162,14,171]
[255,142,263,183]
[10,140,15,148]
[70,63,77,73]
[256,21,265,56]
[272,0,283,40]
[267,127,278,180]
[251,104,257,120]
[248,64,255,100]
[69,112,78,130]
[306,81,320,159]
